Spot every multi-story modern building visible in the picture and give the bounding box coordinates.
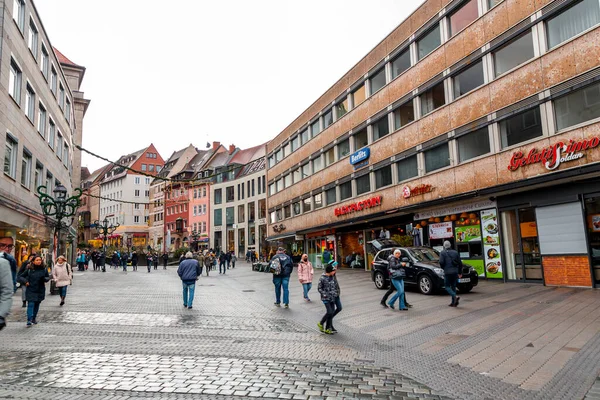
[210,144,267,258]
[0,0,88,265]
[266,0,600,288]
[98,145,164,249]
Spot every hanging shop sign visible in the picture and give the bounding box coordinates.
[508,137,600,172]
[349,147,370,169]
[402,184,433,199]
[334,195,382,217]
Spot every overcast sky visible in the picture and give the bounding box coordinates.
[35,0,424,172]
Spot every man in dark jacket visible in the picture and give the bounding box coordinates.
[380,251,412,308]
[219,252,227,274]
[162,252,169,269]
[271,247,293,308]
[177,252,201,309]
[439,240,462,307]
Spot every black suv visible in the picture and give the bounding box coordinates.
[369,240,479,295]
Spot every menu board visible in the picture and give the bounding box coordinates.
[481,208,503,279]
[429,222,453,239]
[455,225,482,242]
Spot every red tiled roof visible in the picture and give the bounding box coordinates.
[53,47,80,67]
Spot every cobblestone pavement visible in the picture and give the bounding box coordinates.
[1,263,599,399]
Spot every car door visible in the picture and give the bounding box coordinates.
[376,250,391,276]
[400,249,417,284]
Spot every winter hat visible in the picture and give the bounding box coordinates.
[325,265,335,273]
[443,241,451,249]
[328,260,338,269]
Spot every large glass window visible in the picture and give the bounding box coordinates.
[488,0,503,8]
[494,31,535,77]
[12,0,25,32]
[337,139,350,158]
[453,60,484,98]
[555,82,600,130]
[352,84,366,107]
[391,49,411,79]
[424,144,450,172]
[314,193,323,209]
[25,85,35,122]
[293,168,301,183]
[356,174,371,195]
[339,181,352,201]
[326,187,337,205]
[291,136,299,151]
[336,98,349,119]
[420,82,445,115]
[325,147,335,167]
[449,0,478,36]
[28,19,38,57]
[499,107,543,148]
[226,207,234,225]
[9,59,21,102]
[417,25,441,61]
[284,205,291,219]
[323,109,333,129]
[41,45,49,79]
[300,129,309,145]
[311,119,321,137]
[353,129,368,150]
[547,0,600,49]
[301,163,311,179]
[303,198,312,213]
[214,188,222,204]
[370,68,386,94]
[293,201,301,216]
[313,156,323,173]
[375,165,392,189]
[238,204,245,223]
[259,199,266,219]
[48,119,55,149]
[284,174,292,188]
[372,117,390,141]
[248,202,256,221]
[4,136,17,178]
[457,127,490,162]
[214,209,222,226]
[397,156,419,182]
[394,101,415,129]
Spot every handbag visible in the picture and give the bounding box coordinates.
[390,268,406,279]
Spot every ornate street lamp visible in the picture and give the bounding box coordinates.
[37,184,82,261]
[93,217,120,272]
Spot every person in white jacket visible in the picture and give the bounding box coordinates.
[52,255,73,306]
[0,254,12,330]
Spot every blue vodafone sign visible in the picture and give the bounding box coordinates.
[350,147,370,169]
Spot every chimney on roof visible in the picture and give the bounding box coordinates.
[229,144,236,154]
[212,141,220,151]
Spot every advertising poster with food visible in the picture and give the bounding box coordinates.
[455,225,482,242]
[429,222,453,239]
[592,215,600,232]
[481,208,503,278]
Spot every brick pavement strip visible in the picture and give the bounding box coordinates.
[2,265,600,399]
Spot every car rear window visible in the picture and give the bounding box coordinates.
[410,248,440,262]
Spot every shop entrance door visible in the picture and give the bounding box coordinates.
[500,208,542,282]
[584,197,600,287]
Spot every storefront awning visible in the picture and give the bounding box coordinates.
[266,232,297,241]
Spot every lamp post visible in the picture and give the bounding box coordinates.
[37,184,82,264]
[94,217,120,272]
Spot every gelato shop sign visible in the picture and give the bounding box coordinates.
[507,137,600,172]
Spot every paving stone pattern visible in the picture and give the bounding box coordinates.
[1,263,599,399]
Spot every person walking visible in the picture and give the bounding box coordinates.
[0,236,17,293]
[131,251,138,271]
[219,252,227,274]
[17,255,35,307]
[99,251,106,272]
[177,252,201,309]
[0,246,13,331]
[225,251,231,270]
[52,255,73,306]
[162,252,168,269]
[153,253,158,270]
[203,253,212,276]
[322,247,332,265]
[297,254,314,302]
[121,252,129,272]
[91,250,99,271]
[387,249,408,311]
[18,256,50,327]
[380,251,412,308]
[270,247,293,308]
[230,252,236,269]
[317,264,338,334]
[439,240,462,307]
[196,252,205,277]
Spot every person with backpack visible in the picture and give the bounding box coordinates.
[270,247,293,308]
[18,255,50,327]
[439,240,463,307]
[52,255,73,306]
[387,249,408,310]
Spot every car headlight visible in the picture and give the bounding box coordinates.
[434,267,445,276]
[469,267,476,274]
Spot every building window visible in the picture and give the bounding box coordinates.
[303,198,312,213]
[313,156,323,173]
[417,24,441,61]
[135,190,140,197]
[293,168,301,183]
[20,151,31,189]
[238,204,246,222]
[301,163,311,179]
[356,174,371,195]
[397,156,419,182]
[314,193,323,209]
[420,82,445,115]
[370,68,386,94]
[50,67,57,95]
[59,84,65,109]
[449,0,478,37]
[546,0,600,49]
[391,49,411,79]
[226,207,235,225]
[325,147,335,167]
[268,183,275,195]
[268,156,274,168]
[300,129,309,145]
[352,84,366,107]
[141,164,147,171]
[375,165,392,189]
[284,174,292,188]
[457,127,490,162]
[12,0,25,32]
[323,109,333,129]
[394,101,415,130]
[38,103,46,138]
[41,45,49,79]
[48,119,55,149]
[275,179,282,193]
[214,188,222,204]
[65,98,71,123]
[326,187,336,205]
[310,119,321,137]
[56,133,63,159]
[274,149,282,163]
[226,186,234,202]
[135,177,140,184]
[424,144,450,173]
[500,107,543,148]
[25,85,35,122]
[372,117,390,141]
[337,139,351,158]
[134,216,140,223]
[555,82,600,131]
[493,31,535,77]
[149,164,154,172]
[35,162,43,188]
[248,202,256,221]
[9,59,22,103]
[293,201,301,216]
[353,129,368,150]
[45,172,53,193]
[339,181,352,201]
[28,19,38,57]
[453,60,484,98]
[252,179,255,197]
[63,143,69,167]
[291,136,299,151]
[488,0,502,8]
[135,203,140,210]
[336,97,349,119]
[4,136,17,179]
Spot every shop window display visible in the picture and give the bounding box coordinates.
[500,208,541,281]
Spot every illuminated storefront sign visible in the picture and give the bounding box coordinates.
[334,196,382,217]
[508,137,600,171]
[402,184,433,199]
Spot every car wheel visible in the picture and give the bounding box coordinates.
[459,285,473,293]
[418,274,434,295]
[374,271,387,290]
